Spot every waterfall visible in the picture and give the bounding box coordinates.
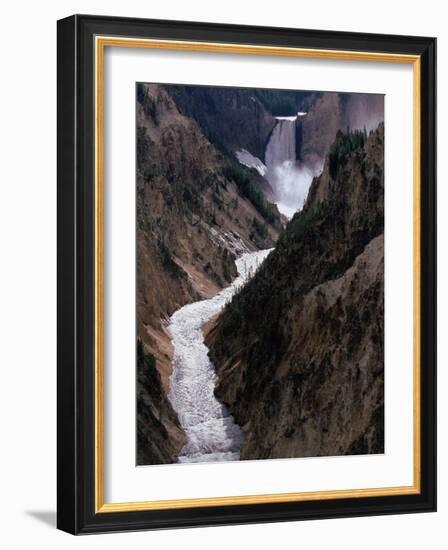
[265,115,314,219]
[265,117,297,170]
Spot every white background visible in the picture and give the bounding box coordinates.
[105,48,414,502]
[0,1,444,548]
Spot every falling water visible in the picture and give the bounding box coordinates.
[265,116,297,169]
[265,115,315,219]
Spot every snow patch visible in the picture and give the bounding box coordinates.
[235,149,267,176]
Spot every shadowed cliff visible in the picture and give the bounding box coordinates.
[206,124,385,459]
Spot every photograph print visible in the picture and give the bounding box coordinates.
[136,83,385,466]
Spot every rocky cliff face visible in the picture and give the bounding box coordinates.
[206,124,384,459]
[165,84,277,161]
[136,83,282,463]
[298,93,384,170]
[137,340,186,464]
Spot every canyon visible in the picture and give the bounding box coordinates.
[136,83,384,464]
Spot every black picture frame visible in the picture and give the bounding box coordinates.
[57,14,436,534]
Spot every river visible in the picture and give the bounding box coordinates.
[167,248,272,463]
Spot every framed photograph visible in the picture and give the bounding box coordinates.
[57,14,436,534]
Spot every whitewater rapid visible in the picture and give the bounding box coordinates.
[167,248,272,463]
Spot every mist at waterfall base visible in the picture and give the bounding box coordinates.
[267,160,316,219]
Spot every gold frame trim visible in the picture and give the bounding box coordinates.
[94,36,422,514]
